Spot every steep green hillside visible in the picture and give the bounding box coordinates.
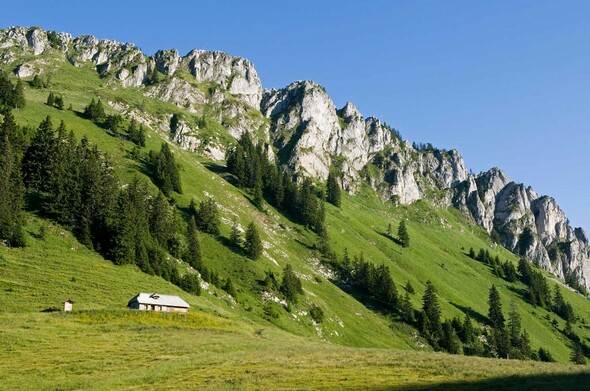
[1,45,590,389]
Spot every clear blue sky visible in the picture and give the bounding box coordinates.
[1,0,589,231]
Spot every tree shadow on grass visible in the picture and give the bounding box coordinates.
[449,302,488,326]
[367,372,590,391]
[374,230,404,247]
[201,161,237,185]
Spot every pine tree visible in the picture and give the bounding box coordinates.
[22,116,56,193]
[196,198,220,236]
[245,222,263,259]
[54,95,64,110]
[401,290,414,323]
[0,122,25,247]
[326,171,341,207]
[153,143,182,195]
[508,300,522,347]
[46,92,55,106]
[13,78,25,109]
[280,264,303,304]
[488,284,505,329]
[442,320,461,354]
[571,344,586,365]
[253,175,264,210]
[461,315,476,344]
[398,220,410,248]
[422,280,443,347]
[387,223,393,237]
[519,330,532,358]
[230,220,242,249]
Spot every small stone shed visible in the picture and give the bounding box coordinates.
[127,293,190,313]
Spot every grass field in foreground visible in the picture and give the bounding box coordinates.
[1,310,589,391]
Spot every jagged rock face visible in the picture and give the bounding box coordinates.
[262,80,468,203]
[453,168,590,291]
[0,26,262,108]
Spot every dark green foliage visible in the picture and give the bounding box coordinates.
[387,223,393,237]
[565,270,588,296]
[223,278,238,298]
[326,171,341,207]
[488,285,505,328]
[309,305,324,323]
[398,220,410,248]
[341,253,399,312]
[245,222,263,259]
[280,264,303,304]
[150,143,182,195]
[441,320,461,354]
[508,301,521,348]
[54,95,63,110]
[468,247,475,258]
[13,78,25,109]
[400,291,414,323]
[104,114,123,133]
[502,261,518,282]
[83,98,106,122]
[226,133,326,233]
[30,74,45,89]
[0,71,22,108]
[421,281,443,348]
[0,112,25,247]
[229,220,242,249]
[126,119,146,147]
[405,281,415,295]
[553,285,576,323]
[571,344,586,365]
[46,92,55,106]
[518,227,534,256]
[185,216,201,269]
[196,198,220,236]
[22,116,56,193]
[537,347,555,362]
[180,273,202,296]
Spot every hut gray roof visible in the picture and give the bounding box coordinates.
[128,293,190,308]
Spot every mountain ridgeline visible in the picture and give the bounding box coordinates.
[0,26,588,295]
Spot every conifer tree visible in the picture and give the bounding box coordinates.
[185,216,202,270]
[0,122,25,247]
[571,344,586,365]
[508,300,522,347]
[398,220,410,248]
[387,223,393,237]
[326,171,341,207]
[422,280,443,347]
[13,78,25,109]
[153,143,182,195]
[196,198,220,236]
[230,220,242,249]
[488,284,505,329]
[245,222,263,259]
[22,116,56,193]
[401,290,414,323]
[46,92,55,106]
[280,264,303,304]
[442,320,461,354]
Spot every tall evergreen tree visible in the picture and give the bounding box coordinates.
[245,222,263,259]
[398,220,410,248]
[571,344,586,365]
[280,264,303,304]
[13,78,25,109]
[0,121,25,246]
[196,198,220,236]
[401,290,414,323]
[153,143,182,195]
[326,171,341,207]
[508,300,522,347]
[22,116,56,193]
[422,280,443,347]
[185,216,202,270]
[488,284,505,329]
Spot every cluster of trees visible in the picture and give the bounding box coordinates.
[0,71,25,109]
[230,221,263,259]
[468,248,517,281]
[30,74,51,89]
[0,111,26,246]
[262,264,304,305]
[46,92,64,110]
[340,251,399,312]
[226,133,328,233]
[2,114,208,296]
[148,143,182,196]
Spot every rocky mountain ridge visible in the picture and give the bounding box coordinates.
[1,25,589,293]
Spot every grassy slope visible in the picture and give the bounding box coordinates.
[1,53,590,388]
